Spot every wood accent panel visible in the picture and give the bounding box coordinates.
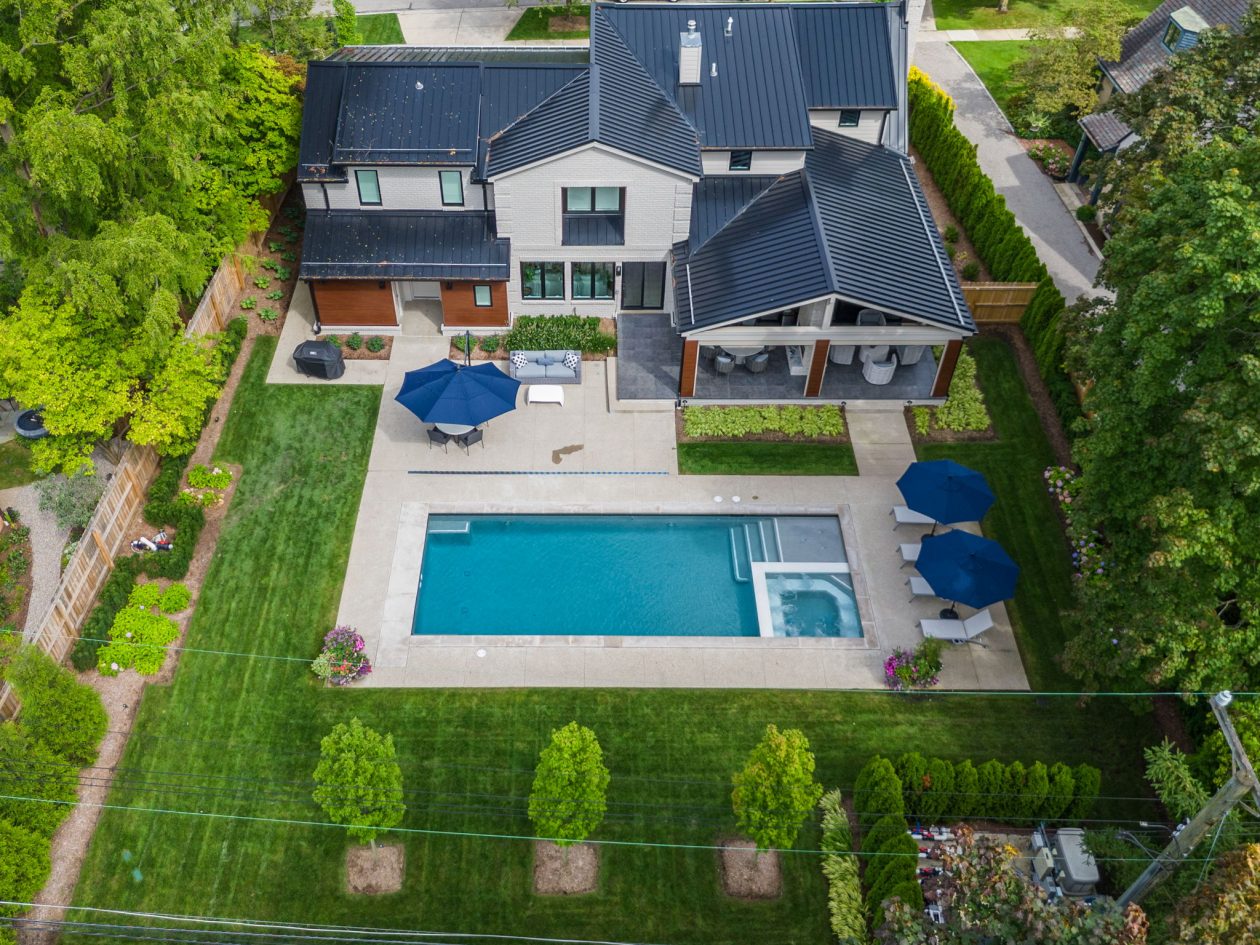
[679,339,700,398]
[311,280,397,326]
[804,340,831,397]
[932,339,963,398]
[961,282,1039,323]
[441,281,508,328]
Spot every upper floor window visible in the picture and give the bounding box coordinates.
[521,262,565,300]
[728,150,753,171]
[439,171,464,207]
[562,187,625,246]
[838,110,861,128]
[1161,20,1183,50]
[355,169,381,206]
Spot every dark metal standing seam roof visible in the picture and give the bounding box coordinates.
[806,130,971,331]
[299,210,510,280]
[598,4,814,150]
[790,5,897,109]
[331,64,482,165]
[484,71,592,177]
[298,62,348,181]
[476,64,588,175]
[1100,0,1249,93]
[328,46,590,64]
[689,176,778,250]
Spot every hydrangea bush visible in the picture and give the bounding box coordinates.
[883,639,943,691]
[311,626,371,686]
[1044,466,1110,581]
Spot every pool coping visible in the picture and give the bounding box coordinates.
[376,501,879,665]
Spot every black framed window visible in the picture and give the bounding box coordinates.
[355,169,381,206]
[521,262,565,300]
[728,150,753,171]
[571,263,615,300]
[439,171,464,206]
[562,187,625,245]
[473,285,492,307]
[621,262,666,310]
[838,110,861,128]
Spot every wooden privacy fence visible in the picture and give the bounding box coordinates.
[963,282,1039,323]
[0,179,293,719]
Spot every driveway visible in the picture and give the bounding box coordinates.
[913,42,1101,303]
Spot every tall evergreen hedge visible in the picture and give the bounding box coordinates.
[908,67,1081,432]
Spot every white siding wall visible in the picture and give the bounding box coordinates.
[809,110,887,145]
[310,166,489,211]
[493,145,694,317]
[699,150,807,176]
[799,298,833,328]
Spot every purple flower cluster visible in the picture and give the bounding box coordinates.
[319,625,372,685]
[1044,466,1111,582]
[883,646,941,691]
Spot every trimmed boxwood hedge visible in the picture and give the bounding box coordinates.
[908,67,1080,433]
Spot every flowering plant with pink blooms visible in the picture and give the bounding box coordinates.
[311,626,372,685]
[883,639,943,691]
[1044,466,1111,581]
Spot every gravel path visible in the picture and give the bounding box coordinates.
[912,42,1102,304]
[0,482,67,640]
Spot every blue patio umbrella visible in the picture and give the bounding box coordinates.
[394,359,520,427]
[897,459,995,527]
[916,530,1019,610]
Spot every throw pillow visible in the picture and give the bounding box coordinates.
[510,352,527,369]
[563,352,580,370]
[537,356,553,367]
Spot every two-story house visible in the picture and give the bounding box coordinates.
[1070,0,1249,203]
[296,2,974,403]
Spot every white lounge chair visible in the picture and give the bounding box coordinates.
[891,506,935,529]
[906,575,937,602]
[919,609,995,644]
[898,543,920,568]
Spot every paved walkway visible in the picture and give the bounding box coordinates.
[913,41,1100,303]
[398,9,520,44]
[918,27,1077,42]
[847,409,917,478]
[0,482,67,639]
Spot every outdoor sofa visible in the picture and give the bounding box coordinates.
[508,349,582,384]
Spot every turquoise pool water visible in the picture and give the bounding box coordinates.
[412,514,853,637]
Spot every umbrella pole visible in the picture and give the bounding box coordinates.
[463,331,471,367]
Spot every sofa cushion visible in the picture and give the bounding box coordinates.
[544,349,570,362]
[536,355,555,367]
[515,363,548,379]
[544,364,576,379]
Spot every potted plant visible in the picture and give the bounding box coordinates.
[311,626,372,686]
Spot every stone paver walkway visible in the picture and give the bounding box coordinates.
[847,409,916,478]
[913,41,1101,303]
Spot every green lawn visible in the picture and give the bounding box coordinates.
[356,13,404,45]
[0,439,37,489]
[677,441,858,476]
[506,6,591,41]
[917,337,1075,691]
[952,40,1033,117]
[933,0,1160,30]
[68,339,1157,942]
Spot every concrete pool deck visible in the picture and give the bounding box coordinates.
[268,330,1029,691]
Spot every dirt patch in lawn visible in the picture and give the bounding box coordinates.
[911,147,992,284]
[980,326,1074,466]
[533,840,599,895]
[719,839,782,900]
[549,15,587,32]
[346,844,405,895]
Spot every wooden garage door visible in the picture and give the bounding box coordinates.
[311,280,397,327]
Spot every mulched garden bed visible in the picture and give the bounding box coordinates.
[0,514,34,631]
[719,839,781,900]
[447,317,617,363]
[903,410,996,444]
[346,844,405,895]
[1021,138,1075,181]
[673,412,850,445]
[911,146,992,283]
[236,193,305,337]
[325,335,393,361]
[533,840,599,895]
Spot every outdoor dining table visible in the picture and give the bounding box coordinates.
[720,345,766,364]
[434,422,475,436]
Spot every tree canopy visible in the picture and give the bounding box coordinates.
[527,721,610,846]
[312,718,406,847]
[731,724,823,851]
[1063,10,1260,693]
[0,1,301,472]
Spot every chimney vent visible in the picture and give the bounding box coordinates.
[679,22,702,86]
[725,17,733,37]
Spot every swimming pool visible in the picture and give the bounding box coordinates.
[411,514,860,638]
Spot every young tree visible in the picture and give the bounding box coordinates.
[952,759,981,821]
[854,756,904,830]
[527,721,610,846]
[312,718,405,848]
[331,0,362,46]
[1012,5,1136,120]
[1062,10,1260,694]
[1044,762,1076,820]
[731,724,823,851]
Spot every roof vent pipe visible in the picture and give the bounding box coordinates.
[725,17,733,37]
[679,21,702,86]
[710,62,717,77]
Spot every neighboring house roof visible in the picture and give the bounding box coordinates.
[1101,0,1249,93]
[675,129,972,334]
[326,46,590,64]
[1079,111,1136,151]
[299,210,510,280]
[486,13,704,178]
[298,59,585,181]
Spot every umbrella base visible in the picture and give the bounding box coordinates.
[939,608,959,621]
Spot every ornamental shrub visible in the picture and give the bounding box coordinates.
[159,583,192,614]
[896,752,930,815]
[1067,764,1101,821]
[35,474,105,531]
[5,646,106,766]
[975,759,1005,819]
[1001,761,1028,820]
[818,790,866,945]
[366,336,385,353]
[478,334,500,354]
[186,464,232,490]
[952,759,980,820]
[0,723,77,837]
[97,605,179,676]
[1024,761,1050,819]
[311,626,371,686]
[0,819,51,930]
[854,757,904,830]
[932,349,990,432]
[346,332,363,351]
[682,405,844,439]
[860,814,909,861]
[1044,762,1076,820]
[920,758,956,823]
[127,582,163,609]
[503,315,616,354]
[882,639,943,690]
[864,831,920,918]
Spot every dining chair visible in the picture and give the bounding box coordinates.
[457,429,484,452]
[427,428,451,452]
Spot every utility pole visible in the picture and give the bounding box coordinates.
[1117,691,1260,908]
